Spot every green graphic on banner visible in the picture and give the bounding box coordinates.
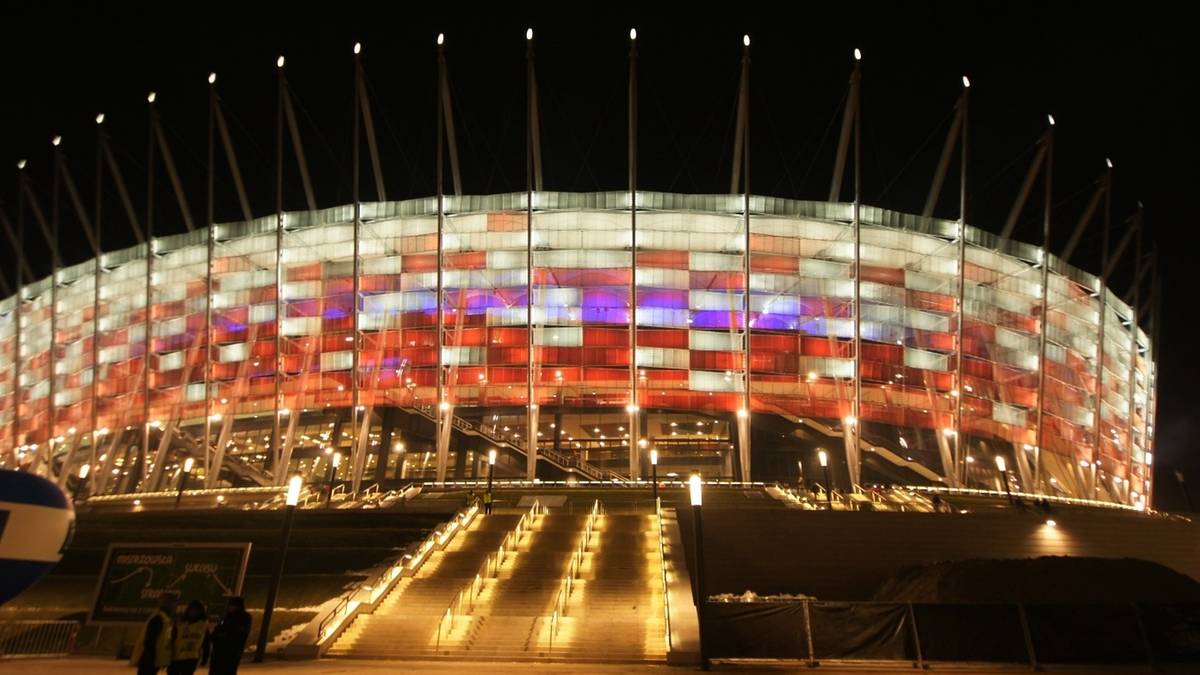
[89,543,251,624]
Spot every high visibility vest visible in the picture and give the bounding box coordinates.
[130,610,173,668]
[483,493,493,504]
[174,619,208,661]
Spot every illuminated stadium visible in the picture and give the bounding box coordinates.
[0,38,1156,510]
[0,188,1154,504]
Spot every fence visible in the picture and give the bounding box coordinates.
[702,600,1200,666]
[0,621,79,659]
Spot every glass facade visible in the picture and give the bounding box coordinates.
[0,192,1155,508]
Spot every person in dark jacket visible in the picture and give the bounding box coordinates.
[202,596,251,675]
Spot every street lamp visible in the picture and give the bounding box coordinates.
[818,449,832,509]
[175,457,195,509]
[325,452,342,509]
[73,463,91,504]
[486,448,497,513]
[995,455,1013,503]
[650,449,659,507]
[689,472,709,671]
[256,475,301,662]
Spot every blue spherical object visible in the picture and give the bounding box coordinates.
[0,470,75,606]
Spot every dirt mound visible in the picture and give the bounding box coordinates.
[874,556,1200,604]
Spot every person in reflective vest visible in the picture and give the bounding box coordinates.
[130,592,177,675]
[483,491,494,514]
[168,600,209,675]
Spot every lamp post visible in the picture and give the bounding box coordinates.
[689,472,709,671]
[174,457,194,509]
[486,448,497,513]
[73,463,90,504]
[325,452,341,509]
[255,474,301,662]
[650,449,659,507]
[995,455,1013,503]
[818,449,832,509]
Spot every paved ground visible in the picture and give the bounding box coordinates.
[0,657,1182,674]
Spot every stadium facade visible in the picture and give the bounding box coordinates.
[0,190,1155,506]
[0,38,1157,509]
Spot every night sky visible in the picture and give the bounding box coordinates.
[1,3,1194,508]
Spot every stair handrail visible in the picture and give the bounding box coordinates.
[315,502,480,647]
[655,496,673,651]
[435,499,543,650]
[547,499,601,653]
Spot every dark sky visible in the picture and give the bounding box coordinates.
[1,3,1195,508]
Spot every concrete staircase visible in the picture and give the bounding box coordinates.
[329,508,668,663]
[547,514,668,661]
[326,512,521,658]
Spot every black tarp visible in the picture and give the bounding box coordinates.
[911,603,1029,663]
[1141,604,1200,662]
[703,602,808,659]
[807,602,912,661]
[1025,604,1146,664]
[700,600,1200,665]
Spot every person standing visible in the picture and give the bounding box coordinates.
[168,600,209,675]
[130,592,177,675]
[482,490,493,515]
[202,596,251,675]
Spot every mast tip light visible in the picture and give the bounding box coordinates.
[743,34,750,47]
[95,113,105,125]
[208,72,216,84]
[354,42,362,54]
[147,92,157,103]
[277,55,285,68]
[437,33,444,45]
[854,48,862,61]
[962,75,971,88]
[1048,114,1056,126]
[630,28,637,40]
[526,28,533,40]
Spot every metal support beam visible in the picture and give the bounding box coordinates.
[142,95,157,491]
[525,29,540,480]
[527,30,544,192]
[213,91,255,223]
[437,38,463,197]
[152,116,195,231]
[350,44,365,493]
[849,52,863,489]
[828,59,861,203]
[101,142,145,243]
[355,55,387,202]
[280,69,318,211]
[1033,121,1054,492]
[1091,166,1112,488]
[435,36,448,481]
[1059,177,1106,265]
[999,139,1048,241]
[922,98,964,218]
[628,29,640,479]
[0,207,36,284]
[951,78,969,487]
[736,37,752,482]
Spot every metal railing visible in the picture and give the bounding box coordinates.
[654,496,672,652]
[314,503,480,646]
[0,621,79,659]
[547,499,601,653]
[435,499,544,652]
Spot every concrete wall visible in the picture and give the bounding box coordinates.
[676,508,1200,601]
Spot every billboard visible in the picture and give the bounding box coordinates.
[89,543,251,624]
